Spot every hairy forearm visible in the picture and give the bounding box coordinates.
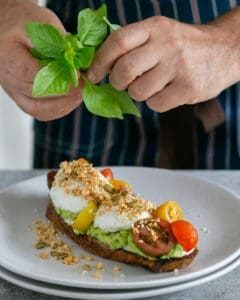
[208,8,240,84]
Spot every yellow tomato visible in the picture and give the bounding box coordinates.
[72,201,98,232]
[154,200,183,223]
[109,179,131,192]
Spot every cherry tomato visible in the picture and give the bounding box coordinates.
[101,168,114,180]
[171,220,198,251]
[132,218,175,256]
[72,201,98,232]
[154,200,183,223]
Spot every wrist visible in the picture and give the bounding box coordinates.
[209,9,240,85]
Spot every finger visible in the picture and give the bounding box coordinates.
[4,87,82,121]
[109,42,160,90]
[128,63,175,101]
[1,76,33,97]
[87,21,150,83]
[146,80,187,112]
[2,74,83,100]
[5,44,40,83]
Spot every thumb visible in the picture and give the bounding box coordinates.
[22,9,67,48]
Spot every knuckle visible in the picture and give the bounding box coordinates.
[119,58,135,82]
[151,16,169,27]
[111,30,129,51]
[167,35,182,53]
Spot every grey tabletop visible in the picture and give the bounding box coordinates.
[0,170,240,300]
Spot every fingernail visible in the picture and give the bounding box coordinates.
[87,70,96,83]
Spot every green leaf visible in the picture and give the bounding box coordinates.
[78,4,108,46]
[74,47,95,70]
[26,23,64,58]
[83,79,123,119]
[32,60,71,97]
[29,48,53,66]
[68,66,79,88]
[102,84,141,117]
[29,48,48,60]
[63,33,83,51]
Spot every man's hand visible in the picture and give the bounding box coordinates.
[87,11,240,112]
[0,0,82,121]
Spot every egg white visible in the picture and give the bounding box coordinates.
[50,184,87,213]
[94,206,150,232]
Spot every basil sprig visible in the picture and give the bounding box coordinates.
[26,4,141,119]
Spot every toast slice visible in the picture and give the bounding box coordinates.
[46,171,198,272]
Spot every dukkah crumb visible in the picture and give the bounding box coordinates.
[53,158,155,220]
[33,220,78,265]
[91,270,102,279]
[82,264,92,272]
[39,252,49,260]
[95,262,103,270]
[85,255,94,261]
[113,265,121,272]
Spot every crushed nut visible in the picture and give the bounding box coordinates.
[39,252,49,260]
[113,266,121,272]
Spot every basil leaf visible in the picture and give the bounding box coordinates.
[63,34,83,51]
[68,66,79,88]
[26,23,64,58]
[32,61,71,97]
[29,48,53,66]
[101,84,141,117]
[78,4,108,46]
[83,80,123,119]
[74,47,95,70]
[29,48,48,60]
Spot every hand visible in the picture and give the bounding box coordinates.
[87,15,240,112]
[0,0,82,121]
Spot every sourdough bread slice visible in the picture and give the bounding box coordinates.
[46,171,198,272]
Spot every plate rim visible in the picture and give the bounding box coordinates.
[0,255,239,299]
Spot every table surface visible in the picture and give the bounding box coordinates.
[0,170,240,300]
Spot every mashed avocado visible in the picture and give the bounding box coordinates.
[54,207,184,260]
[55,208,78,225]
[86,226,184,260]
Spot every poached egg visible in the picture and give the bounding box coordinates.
[94,205,150,232]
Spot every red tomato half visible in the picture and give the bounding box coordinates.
[171,220,198,251]
[101,168,114,180]
[132,219,175,256]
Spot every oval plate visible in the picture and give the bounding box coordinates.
[0,167,239,289]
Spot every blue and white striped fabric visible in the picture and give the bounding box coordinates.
[33,0,240,169]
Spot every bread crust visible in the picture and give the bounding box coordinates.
[46,171,198,272]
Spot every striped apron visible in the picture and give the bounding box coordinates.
[33,0,240,169]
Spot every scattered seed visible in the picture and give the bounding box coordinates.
[35,241,47,249]
[104,183,115,194]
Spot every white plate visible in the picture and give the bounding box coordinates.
[0,167,240,290]
[0,256,239,299]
